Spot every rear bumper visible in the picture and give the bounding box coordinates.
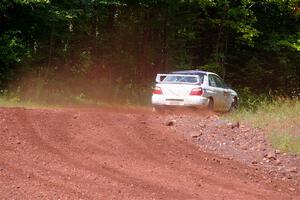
[152,95,209,107]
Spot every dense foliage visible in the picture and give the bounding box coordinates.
[0,0,299,103]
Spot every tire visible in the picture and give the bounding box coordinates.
[207,97,214,110]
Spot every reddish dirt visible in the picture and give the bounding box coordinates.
[0,107,299,200]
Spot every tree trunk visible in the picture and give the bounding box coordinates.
[296,63,300,95]
[46,23,55,78]
[136,10,151,84]
[105,4,117,82]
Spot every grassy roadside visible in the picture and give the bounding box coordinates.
[226,99,300,154]
[0,91,106,109]
[0,93,149,110]
[0,97,59,109]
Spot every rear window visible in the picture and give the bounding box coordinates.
[162,75,203,84]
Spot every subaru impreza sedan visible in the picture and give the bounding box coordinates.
[151,70,238,112]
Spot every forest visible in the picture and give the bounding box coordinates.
[0,0,299,104]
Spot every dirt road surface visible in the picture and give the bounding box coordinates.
[0,107,299,200]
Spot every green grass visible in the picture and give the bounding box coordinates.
[226,99,300,154]
[0,91,144,109]
[0,86,109,109]
[269,132,300,155]
[0,97,56,108]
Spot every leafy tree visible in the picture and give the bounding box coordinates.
[0,0,299,101]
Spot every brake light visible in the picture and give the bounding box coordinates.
[153,86,163,95]
[189,87,203,96]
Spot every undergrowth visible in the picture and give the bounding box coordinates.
[269,132,300,155]
[0,79,152,108]
[0,91,56,108]
[227,94,300,155]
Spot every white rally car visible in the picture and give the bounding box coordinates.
[151,70,238,111]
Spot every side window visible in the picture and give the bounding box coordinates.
[208,75,225,88]
[213,75,225,88]
[208,75,217,87]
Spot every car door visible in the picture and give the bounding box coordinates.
[206,74,224,109]
[212,75,231,110]
[220,80,235,110]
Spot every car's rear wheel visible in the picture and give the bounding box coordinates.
[207,97,214,110]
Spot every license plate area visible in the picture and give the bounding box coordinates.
[165,99,184,105]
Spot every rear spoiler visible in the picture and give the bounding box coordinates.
[155,74,200,84]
